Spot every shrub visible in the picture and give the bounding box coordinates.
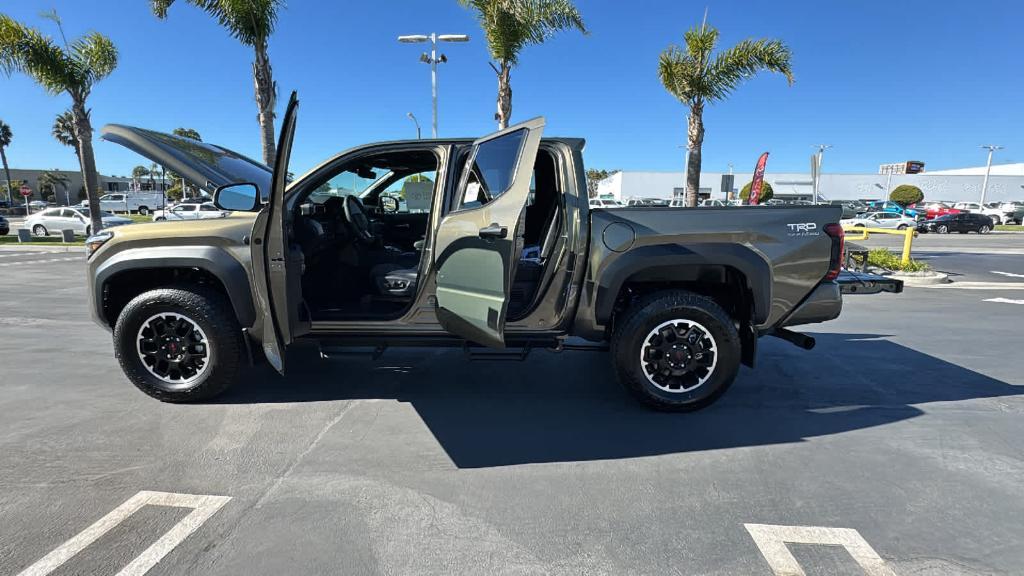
[739,181,774,204]
[889,184,923,207]
[867,248,930,272]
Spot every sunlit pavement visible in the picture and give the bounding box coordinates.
[0,236,1022,575]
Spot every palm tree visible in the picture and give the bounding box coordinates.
[0,12,118,233]
[38,170,71,205]
[131,165,150,192]
[151,1,282,166]
[0,120,13,204]
[658,18,793,207]
[459,0,586,129]
[52,109,78,153]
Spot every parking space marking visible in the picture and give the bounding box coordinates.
[984,297,1024,305]
[0,252,46,258]
[16,490,231,576]
[0,257,82,267]
[991,270,1024,279]
[920,281,1024,290]
[745,523,895,576]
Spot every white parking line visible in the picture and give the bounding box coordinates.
[0,257,81,267]
[0,252,46,258]
[745,523,895,576]
[991,270,1024,278]
[15,490,231,576]
[919,281,1024,290]
[984,297,1024,305]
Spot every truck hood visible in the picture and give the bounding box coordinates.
[100,125,272,199]
[109,212,257,245]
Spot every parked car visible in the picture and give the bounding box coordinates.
[908,201,960,220]
[827,200,865,219]
[992,202,1024,225]
[588,198,624,209]
[840,211,917,230]
[27,200,49,210]
[0,214,9,236]
[89,96,901,411]
[952,202,1005,223]
[917,213,994,234]
[627,197,669,207]
[24,207,133,236]
[864,201,919,219]
[152,202,229,221]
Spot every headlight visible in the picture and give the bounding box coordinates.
[85,231,114,258]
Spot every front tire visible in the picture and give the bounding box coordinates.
[113,287,244,402]
[138,206,149,215]
[611,290,741,412]
[937,224,949,234]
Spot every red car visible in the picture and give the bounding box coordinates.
[910,202,961,220]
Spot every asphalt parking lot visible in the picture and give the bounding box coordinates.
[1,234,1022,575]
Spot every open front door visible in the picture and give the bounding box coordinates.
[434,117,545,348]
[251,92,300,373]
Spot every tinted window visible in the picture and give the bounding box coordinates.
[456,129,525,210]
[41,209,61,217]
[199,204,219,211]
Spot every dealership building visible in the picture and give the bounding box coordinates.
[1,168,170,206]
[595,163,1024,205]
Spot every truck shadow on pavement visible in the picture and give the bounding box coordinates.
[218,333,1022,468]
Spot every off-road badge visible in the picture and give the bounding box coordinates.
[786,222,818,236]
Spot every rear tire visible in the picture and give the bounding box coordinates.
[32,224,48,236]
[113,287,244,402]
[979,224,991,234]
[897,224,908,230]
[138,206,149,215]
[611,290,741,412]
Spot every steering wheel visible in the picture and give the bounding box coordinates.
[343,195,376,243]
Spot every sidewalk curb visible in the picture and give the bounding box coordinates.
[889,272,950,286]
[0,244,86,253]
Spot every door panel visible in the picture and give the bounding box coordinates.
[433,118,545,348]
[251,92,300,373]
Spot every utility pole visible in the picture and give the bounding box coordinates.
[812,144,832,204]
[398,33,470,138]
[979,145,1002,206]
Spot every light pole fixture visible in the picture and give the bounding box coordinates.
[979,144,1003,206]
[812,144,832,204]
[407,112,421,139]
[397,32,470,138]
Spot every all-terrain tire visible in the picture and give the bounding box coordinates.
[113,287,244,402]
[611,290,741,412]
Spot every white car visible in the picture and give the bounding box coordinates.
[152,202,229,221]
[840,211,917,230]
[953,202,1006,223]
[24,207,133,236]
[588,198,624,209]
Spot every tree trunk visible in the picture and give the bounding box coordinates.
[72,100,104,234]
[253,40,277,167]
[685,105,705,208]
[0,147,12,205]
[495,61,512,130]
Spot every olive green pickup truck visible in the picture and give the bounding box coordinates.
[87,93,901,411]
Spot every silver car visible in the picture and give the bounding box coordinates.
[24,207,133,236]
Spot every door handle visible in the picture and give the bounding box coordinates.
[479,223,507,239]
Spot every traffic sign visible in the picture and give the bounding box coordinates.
[19,185,31,197]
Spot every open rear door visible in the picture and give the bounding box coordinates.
[434,117,545,348]
[251,92,300,373]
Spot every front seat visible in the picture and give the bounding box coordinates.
[370,262,418,297]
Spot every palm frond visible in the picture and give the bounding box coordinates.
[0,120,12,147]
[704,38,793,101]
[52,109,78,148]
[460,0,586,65]
[70,31,118,89]
[0,14,76,95]
[154,0,280,47]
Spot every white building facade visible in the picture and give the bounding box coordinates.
[596,167,1024,205]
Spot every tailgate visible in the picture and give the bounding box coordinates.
[836,270,904,294]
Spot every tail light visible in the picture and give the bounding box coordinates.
[823,223,844,281]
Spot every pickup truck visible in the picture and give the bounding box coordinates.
[86,93,901,411]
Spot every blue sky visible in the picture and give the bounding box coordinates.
[1,0,1022,178]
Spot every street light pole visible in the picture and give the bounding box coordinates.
[398,33,469,138]
[812,144,832,204]
[979,144,1002,206]
[407,112,421,139]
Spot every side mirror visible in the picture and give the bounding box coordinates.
[380,195,400,214]
[213,183,260,211]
